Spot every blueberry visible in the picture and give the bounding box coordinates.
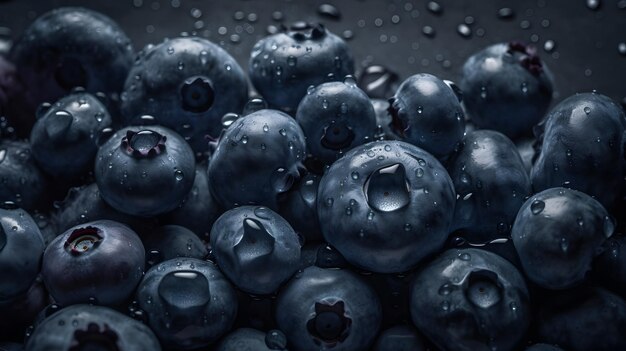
[41,220,145,306]
[208,109,306,211]
[277,173,323,243]
[296,78,376,165]
[511,187,613,289]
[136,258,237,349]
[0,140,51,210]
[121,37,248,153]
[51,183,156,236]
[95,125,196,217]
[25,304,160,351]
[30,91,112,180]
[531,92,625,209]
[10,7,133,123]
[141,225,207,267]
[372,325,426,351]
[0,343,23,351]
[371,98,397,141]
[388,73,465,159]
[536,287,626,351]
[447,130,531,241]
[0,205,44,302]
[460,42,554,139]
[215,328,287,351]
[210,206,301,295]
[317,140,456,273]
[410,248,530,351]
[249,22,354,112]
[160,164,223,242]
[276,266,382,350]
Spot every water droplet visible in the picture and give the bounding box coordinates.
[560,237,569,253]
[325,197,334,207]
[510,301,518,312]
[480,86,488,99]
[317,3,341,20]
[0,149,6,164]
[279,128,287,136]
[351,171,360,180]
[543,39,556,52]
[322,99,329,109]
[404,223,412,231]
[530,199,545,215]
[427,1,443,15]
[458,252,471,261]
[241,135,248,144]
[422,25,436,37]
[265,329,288,350]
[263,124,269,132]
[586,0,601,11]
[457,24,472,38]
[584,106,591,114]
[618,42,626,56]
[604,216,615,238]
[367,211,375,220]
[415,168,424,178]
[287,55,297,66]
[174,170,184,181]
[440,300,450,311]
[521,82,528,94]
[497,7,515,19]
[439,283,453,295]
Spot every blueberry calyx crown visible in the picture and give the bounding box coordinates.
[69,322,120,351]
[64,226,103,255]
[507,41,543,76]
[121,129,167,158]
[465,270,503,309]
[180,76,215,113]
[320,121,355,151]
[306,300,352,346]
[283,22,327,41]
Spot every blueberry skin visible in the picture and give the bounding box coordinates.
[25,304,161,351]
[525,344,564,351]
[141,225,207,267]
[296,79,376,165]
[0,206,44,302]
[511,187,613,290]
[208,109,306,211]
[275,266,382,351]
[537,287,626,351]
[278,173,323,243]
[211,206,301,295]
[317,140,456,273]
[215,328,287,351]
[249,23,354,112]
[531,92,625,209]
[372,325,426,351]
[10,7,133,118]
[41,220,145,306]
[0,140,51,211]
[447,130,531,241]
[410,248,530,351]
[121,37,248,152]
[460,42,554,139]
[593,234,626,295]
[95,125,196,217]
[30,91,112,180]
[51,182,156,236]
[0,56,29,137]
[0,279,48,342]
[160,164,223,242]
[136,258,238,350]
[388,73,465,159]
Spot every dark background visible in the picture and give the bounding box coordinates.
[1,0,625,105]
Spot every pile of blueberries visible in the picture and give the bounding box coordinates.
[1,6,625,351]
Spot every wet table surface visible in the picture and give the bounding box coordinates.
[0,0,625,105]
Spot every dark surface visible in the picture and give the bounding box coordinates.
[1,0,625,106]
